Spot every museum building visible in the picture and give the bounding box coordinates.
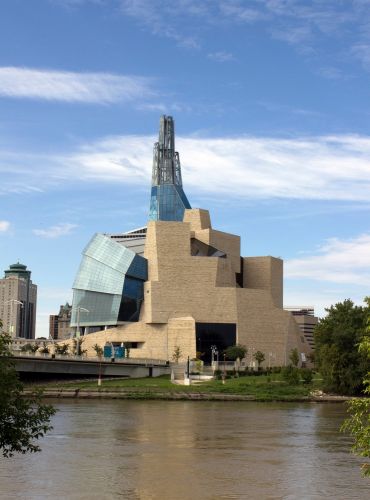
[70,116,309,365]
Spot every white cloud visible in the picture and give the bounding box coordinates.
[285,233,370,286]
[33,223,78,238]
[352,43,370,71]
[0,220,10,232]
[0,67,154,104]
[208,51,235,62]
[62,133,370,202]
[120,0,201,49]
[2,133,370,202]
[50,1,370,76]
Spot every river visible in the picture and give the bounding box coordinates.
[0,400,368,499]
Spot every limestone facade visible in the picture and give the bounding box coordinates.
[75,208,310,366]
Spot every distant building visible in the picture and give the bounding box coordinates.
[49,303,72,340]
[0,262,37,339]
[284,306,318,350]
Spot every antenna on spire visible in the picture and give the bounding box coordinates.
[149,115,191,221]
[152,115,182,187]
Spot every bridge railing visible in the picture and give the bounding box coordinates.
[10,350,168,366]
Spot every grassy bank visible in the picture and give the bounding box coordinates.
[31,373,326,401]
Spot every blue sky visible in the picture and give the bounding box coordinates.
[1,0,370,337]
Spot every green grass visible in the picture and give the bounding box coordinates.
[36,373,323,401]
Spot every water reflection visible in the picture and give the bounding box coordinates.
[0,401,367,499]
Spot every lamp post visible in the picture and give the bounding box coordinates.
[210,345,219,371]
[72,306,89,356]
[222,353,226,384]
[4,299,23,337]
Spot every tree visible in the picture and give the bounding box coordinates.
[172,345,182,363]
[253,350,265,369]
[20,343,38,354]
[341,298,370,476]
[0,323,55,457]
[289,348,299,367]
[315,299,369,395]
[72,337,87,356]
[39,341,49,354]
[93,344,103,358]
[55,343,69,355]
[224,344,247,361]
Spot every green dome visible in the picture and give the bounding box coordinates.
[4,262,31,278]
[9,262,27,270]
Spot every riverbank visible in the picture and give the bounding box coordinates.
[24,387,351,402]
[25,373,352,402]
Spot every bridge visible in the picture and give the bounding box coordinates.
[11,352,170,380]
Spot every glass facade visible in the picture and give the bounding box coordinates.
[71,233,147,327]
[149,184,191,222]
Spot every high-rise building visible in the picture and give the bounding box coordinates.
[284,307,318,350]
[0,262,37,339]
[49,303,72,340]
[70,116,311,365]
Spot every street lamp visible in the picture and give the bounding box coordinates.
[72,306,89,356]
[4,299,23,337]
[210,345,219,370]
[222,353,226,384]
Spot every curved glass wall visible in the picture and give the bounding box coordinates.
[71,233,147,327]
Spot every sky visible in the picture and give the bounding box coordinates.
[0,0,370,338]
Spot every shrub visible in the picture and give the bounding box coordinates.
[282,365,300,385]
[300,368,313,384]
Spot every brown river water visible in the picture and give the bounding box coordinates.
[0,400,369,499]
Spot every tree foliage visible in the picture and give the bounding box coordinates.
[281,365,300,385]
[0,323,56,457]
[224,344,247,361]
[54,343,69,355]
[20,343,39,354]
[253,350,265,368]
[314,299,370,395]
[71,337,87,356]
[341,298,370,476]
[39,341,49,354]
[172,345,182,363]
[289,348,299,367]
[93,344,103,358]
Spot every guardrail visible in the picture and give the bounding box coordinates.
[10,351,168,366]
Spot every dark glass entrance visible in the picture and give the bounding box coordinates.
[195,323,236,364]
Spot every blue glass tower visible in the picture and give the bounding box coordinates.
[149,115,191,221]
